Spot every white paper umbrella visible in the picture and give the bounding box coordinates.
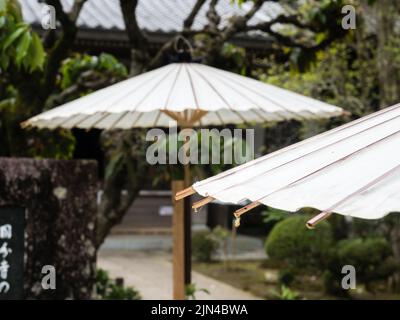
[23,63,343,130]
[178,103,400,228]
[23,61,344,300]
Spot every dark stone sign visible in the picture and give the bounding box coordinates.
[0,207,25,300]
[0,158,97,299]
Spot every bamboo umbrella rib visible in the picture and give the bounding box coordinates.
[87,112,114,129]
[211,65,336,117]
[131,111,145,127]
[184,64,200,110]
[197,112,400,199]
[106,66,176,112]
[201,64,310,121]
[199,66,284,122]
[215,110,226,126]
[307,162,400,228]
[72,113,105,128]
[189,65,250,124]
[201,65,289,118]
[192,196,215,210]
[164,64,183,109]
[109,111,130,130]
[193,103,400,188]
[175,186,196,200]
[132,65,180,113]
[126,66,181,128]
[53,113,88,128]
[232,124,400,216]
[80,66,165,116]
[152,110,162,127]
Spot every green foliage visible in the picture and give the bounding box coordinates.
[0,0,45,72]
[336,237,390,268]
[265,214,333,269]
[336,238,397,286]
[95,269,141,300]
[324,237,399,295]
[148,129,253,186]
[262,207,287,228]
[211,225,229,242]
[271,285,300,300]
[185,283,210,300]
[192,230,220,262]
[278,269,295,287]
[60,53,127,90]
[26,128,76,160]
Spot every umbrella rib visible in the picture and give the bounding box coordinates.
[234,124,400,213]
[152,110,162,127]
[307,162,400,228]
[202,65,309,121]
[62,113,97,129]
[189,65,249,124]
[215,110,226,126]
[200,112,400,198]
[164,64,183,109]
[250,109,273,122]
[131,112,145,127]
[194,103,400,188]
[79,67,165,116]
[185,64,200,110]
[54,114,84,129]
[128,66,180,128]
[214,66,337,117]
[132,65,180,112]
[200,67,286,122]
[105,66,173,112]
[86,112,115,130]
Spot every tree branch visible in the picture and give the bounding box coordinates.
[120,0,148,49]
[119,0,150,75]
[38,0,86,109]
[205,0,220,32]
[183,0,207,30]
[221,0,265,41]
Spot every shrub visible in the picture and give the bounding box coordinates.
[271,285,300,300]
[95,269,141,300]
[192,230,219,262]
[278,269,295,286]
[265,215,333,269]
[327,237,399,293]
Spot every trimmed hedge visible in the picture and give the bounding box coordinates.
[265,214,333,269]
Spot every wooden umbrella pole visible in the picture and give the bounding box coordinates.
[171,180,186,299]
[171,112,208,299]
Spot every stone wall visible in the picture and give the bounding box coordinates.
[0,158,98,299]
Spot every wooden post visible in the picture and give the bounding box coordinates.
[172,180,186,300]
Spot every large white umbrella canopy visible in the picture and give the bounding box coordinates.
[23,62,343,129]
[183,103,400,227]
